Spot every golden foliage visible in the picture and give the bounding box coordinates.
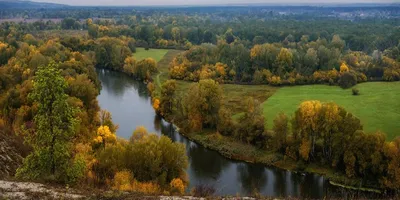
[250,45,262,59]
[147,82,155,94]
[94,126,116,147]
[269,76,281,86]
[153,98,160,111]
[130,126,149,142]
[298,100,322,132]
[170,178,185,195]
[132,181,161,194]
[340,62,350,73]
[112,170,134,191]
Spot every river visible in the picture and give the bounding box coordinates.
[96,69,333,198]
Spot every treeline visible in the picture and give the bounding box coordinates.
[150,78,400,192]
[2,6,400,52]
[169,36,400,87]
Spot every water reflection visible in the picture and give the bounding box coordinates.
[97,68,332,198]
[237,163,267,195]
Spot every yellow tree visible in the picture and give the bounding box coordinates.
[94,125,116,149]
[171,27,181,42]
[123,56,136,76]
[293,100,322,161]
[340,62,349,73]
[130,126,149,143]
[275,48,293,76]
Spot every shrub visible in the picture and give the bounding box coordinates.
[352,88,360,95]
[191,184,215,197]
[132,181,160,194]
[170,178,185,195]
[339,72,357,89]
[112,170,134,191]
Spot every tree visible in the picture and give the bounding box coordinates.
[17,63,81,183]
[61,18,79,30]
[272,112,289,153]
[94,126,116,149]
[340,62,350,73]
[217,106,235,136]
[160,80,177,118]
[235,97,266,148]
[275,48,293,76]
[304,48,319,70]
[123,56,137,76]
[125,133,188,186]
[130,126,149,143]
[99,110,118,133]
[95,37,132,71]
[339,72,357,89]
[292,100,322,161]
[134,58,157,81]
[185,79,223,130]
[171,27,181,42]
[331,34,345,51]
[225,28,235,44]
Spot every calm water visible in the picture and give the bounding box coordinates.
[96,69,332,198]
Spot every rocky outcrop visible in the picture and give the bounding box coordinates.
[0,132,23,178]
[0,180,84,199]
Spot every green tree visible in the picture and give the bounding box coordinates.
[235,97,266,148]
[275,48,293,76]
[16,63,82,183]
[339,72,357,89]
[185,79,223,130]
[95,37,132,71]
[304,48,319,70]
[126,129,188,186]
[160,80,177,118]
[134,58,157,81]
[272,112,289,153]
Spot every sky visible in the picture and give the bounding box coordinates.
[31,0,399,6]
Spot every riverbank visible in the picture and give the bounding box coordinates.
[130,48,386,195]
[170,124,383,194]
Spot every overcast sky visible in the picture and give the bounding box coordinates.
[31,0,398,6]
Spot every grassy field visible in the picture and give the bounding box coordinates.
[134,48,169,62]
[153,50,400,140]
[262,82,400,140]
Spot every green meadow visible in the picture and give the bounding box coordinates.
[262,82,400,140]
[134,48,169,62]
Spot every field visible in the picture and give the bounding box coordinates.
[154,51,400,141]
[262,82,400,140]
[134,48,169,62]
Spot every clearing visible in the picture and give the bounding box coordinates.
[134,48,170,62]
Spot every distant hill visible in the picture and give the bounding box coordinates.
[0,0,67,9]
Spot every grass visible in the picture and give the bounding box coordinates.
[153,50,182,88]
[262,82,400,140]
[222,84,276,114]
[134,48,169,62]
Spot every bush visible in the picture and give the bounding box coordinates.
[112,170,134,191]
[191,184,215,197]
[170,178,185,195]
[339,72,357,89]
[352,88,360,95]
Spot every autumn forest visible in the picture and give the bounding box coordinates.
[0,2,400,199]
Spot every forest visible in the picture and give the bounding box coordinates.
[0,3,400,198]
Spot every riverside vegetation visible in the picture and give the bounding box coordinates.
[0,4,400,198]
